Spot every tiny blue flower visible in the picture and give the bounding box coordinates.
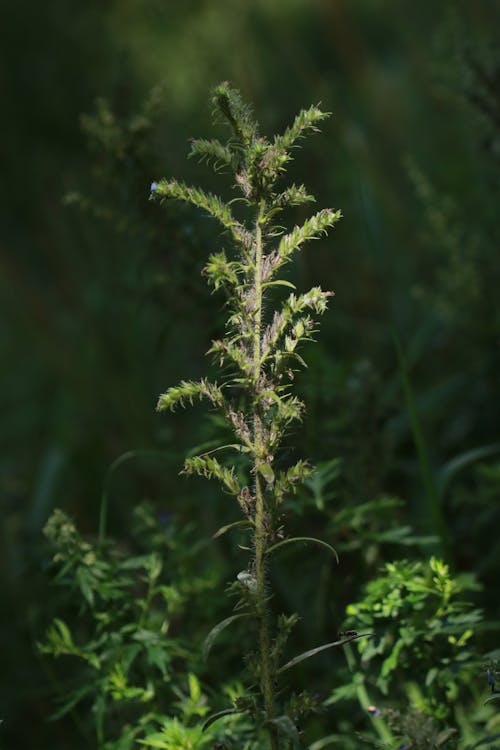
[150,181,158,194]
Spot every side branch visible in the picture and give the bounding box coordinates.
[276,208,342,268]
[183,455,241,496]
[157,379,225,412]
[151,178,247,243]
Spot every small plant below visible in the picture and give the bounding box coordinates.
[40,505,222,749]
[341,557,482,721]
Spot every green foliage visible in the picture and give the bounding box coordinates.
[40,505,222,748]
[344,557,482,715]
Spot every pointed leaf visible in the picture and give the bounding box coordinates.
[213,520,253,539]
[277,633,373,674]
[138,733,169,749]
[263,279,297,290]
[484,695,500,705]
[202,708,243,732]
[49,684,93,721]
[203,614,250,660]
[267,536,339,564]
[309,736,344,750]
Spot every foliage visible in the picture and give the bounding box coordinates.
[39,505,222,749]
[344,557,482,716]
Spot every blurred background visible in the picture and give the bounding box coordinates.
[1,1,499,747]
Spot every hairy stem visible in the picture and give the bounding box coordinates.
[253,202,279,750]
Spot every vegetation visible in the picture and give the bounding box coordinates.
[1,3,500,749]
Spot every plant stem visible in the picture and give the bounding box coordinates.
[253,202,279,750]
[343,643,394,747]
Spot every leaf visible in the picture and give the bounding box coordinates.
[263,279,297,290]
[484,694,500,705]
[213,520,253,539]
[53,618,74,648]
[257,463,275,484]
[202,708,243,731]
[309,736,345,750]
[139,732,169,749]
[264,716,300,748]
[267,536,339,564]
[49,684,93,721]
[120,554,155,570]
[277,633,372,674]
[203,614,250,660]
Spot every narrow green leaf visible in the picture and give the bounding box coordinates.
[49,684,93,721]
[277,633,372,674]
[484,695,500,705]
[309,736,344,750]
[267,536,339,564]
[138,733,169,749]
[262,279,297,290]
[202,708,243,732]
[213,520,253,539]
[203,614,250,660]
[53,618,74,647]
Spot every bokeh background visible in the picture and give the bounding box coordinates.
[1,1,499,747]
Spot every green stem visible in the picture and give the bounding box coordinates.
[253,202,279,750]
[343,643,394,747]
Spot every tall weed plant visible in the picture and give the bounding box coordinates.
[149,82,348,749]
